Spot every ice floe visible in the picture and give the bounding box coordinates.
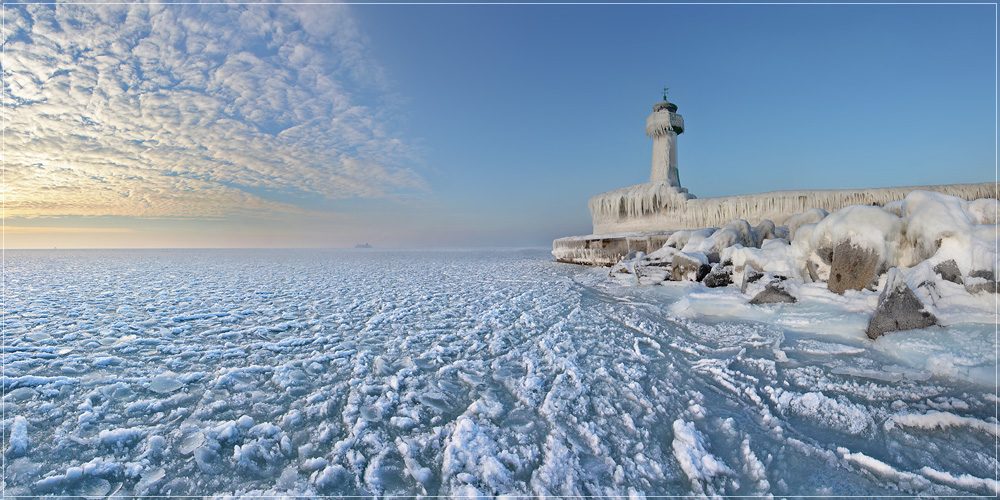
[2,247,996,497]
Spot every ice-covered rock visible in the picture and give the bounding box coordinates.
[741,265,764,294]
[749,281,797,305]
[644,245,678,266]
[602,190,994,339]
[965,270,997,295]
[689,219,756,262]
[901,190,974,265]
[968,198,999,225]
[829,241,881,294]
[609,252,646,276]
[787,208,828,241]
[883,199,903,216]
[721,238,797,278]
[671,252,710,282]
[867,268,937,339]
[752,219,777,245]
[933,260,963,285]
[810,205,902,278]
[702,264,733,288]
[667,227,716,251]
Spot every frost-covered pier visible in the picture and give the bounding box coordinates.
[554,97,995,266]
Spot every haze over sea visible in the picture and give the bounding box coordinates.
[4,248,996,497]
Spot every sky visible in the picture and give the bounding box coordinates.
[2,2,995,249]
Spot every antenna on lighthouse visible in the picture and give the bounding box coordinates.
[662,87,669,100]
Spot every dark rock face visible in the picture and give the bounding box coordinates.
[965,269,997,294]
[749,281,797,304]
[816,247,834,266]
[741,265,764,293]
[829,241,880,294]
[867,268,937,340]
[933,260,963,285]
[703,265,733,288]
[671,253,710,282]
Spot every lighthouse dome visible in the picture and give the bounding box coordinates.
[652,100,678,113]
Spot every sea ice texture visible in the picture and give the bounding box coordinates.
[3,248,996,497]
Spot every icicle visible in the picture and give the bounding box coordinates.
[645,112,674,138]
[590,182,996,234]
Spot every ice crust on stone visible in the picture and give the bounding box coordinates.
[687,219,757,261]
[787,208,828,241]
[810,205,902,269]
[3,246,997,497]
[901,190,975,266]
[967,197,999,225]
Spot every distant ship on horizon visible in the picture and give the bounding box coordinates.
[354,243,372,249]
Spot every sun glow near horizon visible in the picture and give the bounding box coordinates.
[3,3,430,249]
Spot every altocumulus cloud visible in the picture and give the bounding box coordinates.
[2,3,427,219]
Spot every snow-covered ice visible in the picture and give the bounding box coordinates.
[3,248,996,497]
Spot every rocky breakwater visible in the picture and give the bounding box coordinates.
[606,190,998,339]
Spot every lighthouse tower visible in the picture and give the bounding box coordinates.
[645,95,685,187]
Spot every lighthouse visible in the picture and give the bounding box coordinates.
[645,94,685,187]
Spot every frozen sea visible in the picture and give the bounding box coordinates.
[3,248,997,498]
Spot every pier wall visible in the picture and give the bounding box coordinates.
[589,182,995,234]
[557,182,997,266]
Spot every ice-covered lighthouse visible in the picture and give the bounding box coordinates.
[646,91,685,186]
[552,90,995,266]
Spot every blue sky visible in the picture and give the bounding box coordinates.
[4,3,995,248]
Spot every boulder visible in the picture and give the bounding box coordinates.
[610,251,648,276]
[788,208,828,241]
[703,264,733,288]
[932,259,963,285]
[741,265,764,293]
[866,268,937,340]
[644,246,678,267]
[965,269,997,294]
[671,252,711,282]
[695,220,755,262]
[829,241,880,294]
[749,281,797,304]
[752,219,776,246]
[669,228,716,251]
[609,260,634,276]
[623,250,644,261]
